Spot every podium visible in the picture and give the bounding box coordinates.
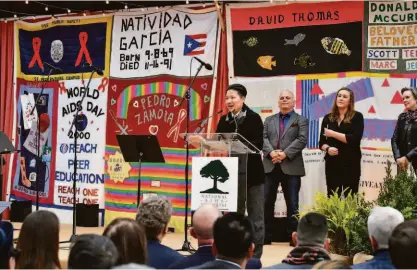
[182,133,262,213]
[116,135,165,206]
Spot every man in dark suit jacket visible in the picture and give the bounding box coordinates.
[194,212,255,269]
[169,204,261,269]
[136,196,183,269]
[263,90,308,245]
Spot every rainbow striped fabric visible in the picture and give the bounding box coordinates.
[116,82,202,120]
[105,145,201,216]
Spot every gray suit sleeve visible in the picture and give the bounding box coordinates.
[262,117,275,158]
[283,117,308,160]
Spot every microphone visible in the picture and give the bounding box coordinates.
[43,62,62,73]
[191,110,223,127]
[193,57,213,70]
[83,62,104,76]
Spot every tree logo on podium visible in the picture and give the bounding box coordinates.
[200,159,229,194]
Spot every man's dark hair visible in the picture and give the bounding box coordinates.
[68,234,119,269]
[213,212,253,259]
[297,212,328,246]
[389,220,417,269]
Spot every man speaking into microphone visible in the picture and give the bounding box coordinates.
[215,83,265,259]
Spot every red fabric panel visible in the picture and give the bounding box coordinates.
[210,8,228,134]
[0,22,15,218]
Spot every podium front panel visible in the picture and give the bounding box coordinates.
[233,153,247,214]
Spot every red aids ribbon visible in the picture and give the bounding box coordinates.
[98,77,108,92]
[28,37,44,70]
[58,81,67,94]
[167,109,187,143]
[75,32,92,67]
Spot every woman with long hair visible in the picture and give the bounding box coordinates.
[103,218,147,266]
[391,87,417,173]
[319,87,364,197]
[15,210,61,269]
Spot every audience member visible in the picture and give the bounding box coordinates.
[169,204,261,269]
[194,212,255,269]
[136,196,183,269]
[112,263,153,269]
[313,260,351,269]
[15,210,61,269]
[388,219,417,269]
[68,234,119,269]
[353,206,403,269]
[267,212,330,269]
[103,218,147,266]
[0,221,14,269]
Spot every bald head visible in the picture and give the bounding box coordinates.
[279,90,294,99]
[192,204,222,239]
[278,90,295,113]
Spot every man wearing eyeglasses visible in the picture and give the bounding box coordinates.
[262,90,308,246]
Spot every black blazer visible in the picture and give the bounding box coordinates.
[391,112,417,168]
[169,245,261,269]
[193,259,241,269]
[319,111,364,173]
[216,104,265,187]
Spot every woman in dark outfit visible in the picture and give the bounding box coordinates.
[319,87,364,198]
[391,87,417,173]
[215,84,265,259]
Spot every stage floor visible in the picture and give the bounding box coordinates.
[12,222,292,268]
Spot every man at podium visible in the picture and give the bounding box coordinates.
[215,84,265,259]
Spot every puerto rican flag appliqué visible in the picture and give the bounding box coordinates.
[183,34,207,56]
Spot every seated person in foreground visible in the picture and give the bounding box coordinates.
[353,206,403,269]
[169,204,261,269]
[388,219,417,269]
[313,260,351,269]
[103,217,148,267]
[68,234,119,269]
[136,196,183,269]
[193,212,255,269]
[267,212,331,269]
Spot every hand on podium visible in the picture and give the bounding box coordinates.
[188,134,205,148]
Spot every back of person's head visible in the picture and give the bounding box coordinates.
[0,221,14,269]
[112,263,153,269]
[68,234,119,269]
[16,210,61,269]
[313,260,351,269]
[103,218,147,265]
[367,206,404,249]
[191,204,222,239]
[213,212,254,260]
[136,196,172,240]
[296,212,328,247]
[389,220,417,269]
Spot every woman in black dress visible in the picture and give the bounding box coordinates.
[391,87,417,173]
[215,83,265,259]
[319,87,364,198]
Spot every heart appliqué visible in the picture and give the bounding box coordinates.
[111,85,117,92]
[204,95,210,103]
[201,83,208,90]
[149,125,159,135]
[133,100,139,108]
[110,98,116,106]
